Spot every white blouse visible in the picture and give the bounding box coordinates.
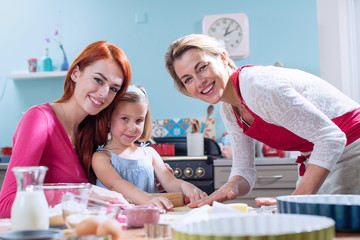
[220,66,359,192]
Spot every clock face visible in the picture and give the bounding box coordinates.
[202,13,249,59]
[208,17,243,52]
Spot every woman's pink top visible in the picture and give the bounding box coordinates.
[0,103,88,218]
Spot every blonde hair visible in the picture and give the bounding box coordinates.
[112,85,152,142]
[165,34,237,97]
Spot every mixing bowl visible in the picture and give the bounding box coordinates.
[61,192,120,229]
[43,183,92,227]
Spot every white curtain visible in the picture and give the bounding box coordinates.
[317,0,360,103]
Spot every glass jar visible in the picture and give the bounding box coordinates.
[11,166,49,230]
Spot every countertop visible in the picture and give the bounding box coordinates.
[1,219,360,240]
[1,210,360,240]
[214,157,297,166]
[0,163,8,170]
[0,156,297,168]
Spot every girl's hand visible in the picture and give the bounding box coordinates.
[187,176,245,208]
[155,163,174,192]
[145,196,174,211]
[181,182,208,203]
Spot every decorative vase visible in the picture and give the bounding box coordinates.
[59,44,69,71]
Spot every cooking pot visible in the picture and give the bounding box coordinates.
[150,144,175,156]
[1,147,12,156]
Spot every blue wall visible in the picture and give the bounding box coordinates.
[0,0,319,147]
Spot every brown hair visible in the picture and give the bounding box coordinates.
[165,34,237,97]
[112,85,152,142]
[56,41,131,184]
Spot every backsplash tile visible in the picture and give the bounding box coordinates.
[152,117,216,140]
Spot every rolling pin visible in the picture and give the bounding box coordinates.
[151,193,190,207]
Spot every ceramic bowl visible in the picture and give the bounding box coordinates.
[122,205,165,228]
[172,214,335,240]
[43,183,92,227]
[277,194,360,231]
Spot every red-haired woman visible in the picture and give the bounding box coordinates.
[0,41,131,218]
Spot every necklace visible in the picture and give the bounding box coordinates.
[240,114,251,128]
[59,103,75,148]
[236,104,251,128]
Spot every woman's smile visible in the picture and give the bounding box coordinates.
[174,48,228,104]
[89,95,104,107]
[201,82,215,95]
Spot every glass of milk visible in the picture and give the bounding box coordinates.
[11,166,49,230]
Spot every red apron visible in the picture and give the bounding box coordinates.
[231,66,360,175]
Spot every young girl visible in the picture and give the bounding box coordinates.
[92,85,207,210]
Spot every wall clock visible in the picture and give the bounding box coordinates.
[202,13,249,59]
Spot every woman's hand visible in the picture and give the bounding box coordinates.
[181,182,208,203]
[145,196,174,211]
[187,175,249,208]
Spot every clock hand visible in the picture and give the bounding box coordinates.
[224,28,237,37]
[224,23,231,36]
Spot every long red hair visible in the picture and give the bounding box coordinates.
[56,41,131,184]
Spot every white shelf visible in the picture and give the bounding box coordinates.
[7,71,67,80]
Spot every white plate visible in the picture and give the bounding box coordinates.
[0,229,64,240]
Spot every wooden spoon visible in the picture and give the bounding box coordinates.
[201,105,214,133]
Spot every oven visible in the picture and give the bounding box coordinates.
[153,137,221,195]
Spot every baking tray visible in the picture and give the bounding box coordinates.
[172,213,335,240]
[277,194,360,232]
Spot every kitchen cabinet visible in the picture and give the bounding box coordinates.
[214,158,297,207]
[7,71,67,80]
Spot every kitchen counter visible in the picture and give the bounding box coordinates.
[1,218,359,240]
[214,157,297,166]
[0,157,297,168]
[0,163,8,170]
